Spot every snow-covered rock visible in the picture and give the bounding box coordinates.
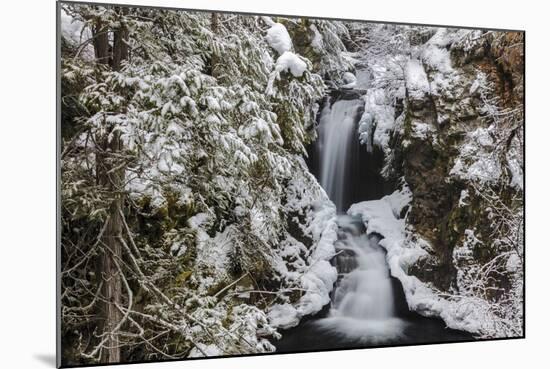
[341,72,357,88]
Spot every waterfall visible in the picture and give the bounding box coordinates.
[316,96,403,339]
[274,89,473,352]
[317,99,364,212]
[318,99,404,328]
[312,94,407,342]
[315,215,405,343]
[333,222,395,320]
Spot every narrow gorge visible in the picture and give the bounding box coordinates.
[276,79,472,351]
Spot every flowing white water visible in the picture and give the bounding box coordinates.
[333,231,395,319]
[314,215,406,342]
[274,91,472,351]
[318,99,364,212]
[315,96,405,343]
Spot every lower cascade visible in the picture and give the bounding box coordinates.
[314,215,406,343]
[334,218,394,320]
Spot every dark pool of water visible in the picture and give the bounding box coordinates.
[274,316,473,353]
[273,274,474,354]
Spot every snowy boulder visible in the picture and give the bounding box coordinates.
[341,72,357,88]
[266,22,293,55]
[267,303,300,330]
[275,51,308,77]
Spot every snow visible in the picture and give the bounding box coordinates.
[348,187,412,245]
[506,137,524,190]
[187,304,277,358]
[189,214,238,293]
[450,127,503,184]
[416,31,462,97]
[422,44,453,74]
[341,72,357,88]
[188,343,223,358]
[265,22,293,55]
[274,51,308,77]
[427,28,453,47]
[271,197,338,327]
[358,88,396,154]
[506,253,521,273]
[354,68,371,89]
[405,59,430,99]
[60,8,92,50]
[261,16,276,27]
[347,184,493,335]
[458,189,470,207]
[310,24,324,50]
[411,121,435,139]
[126,174,166,209]
[268,157,338,329]
[263,20,308,81]
[267,303,301,329]
[238,117,273,143]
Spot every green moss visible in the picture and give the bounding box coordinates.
[175,270,193,285]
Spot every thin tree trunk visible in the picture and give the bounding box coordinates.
[98,158,123,364]
[93,8,129,363]
[210,13,220,78]
[92,19,109,65]
[112,8,129,71]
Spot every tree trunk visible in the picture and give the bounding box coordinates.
[210,13,221,78]
[93,9,129,363]
[98,157,123,364]
[112,8,129,71]
[92,19,109,65]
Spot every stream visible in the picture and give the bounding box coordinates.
[274,87,472,353]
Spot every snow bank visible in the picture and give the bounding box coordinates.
[267,303,300,329]
[268,157,338,329]
[347,185,489,335]
[269,204,338,328]
[268,204,338,328]
[265,22,293,55]
[296,203,338,317]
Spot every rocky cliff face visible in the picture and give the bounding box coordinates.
[356,26,524,337]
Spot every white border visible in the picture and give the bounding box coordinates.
[1,1,547,368]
